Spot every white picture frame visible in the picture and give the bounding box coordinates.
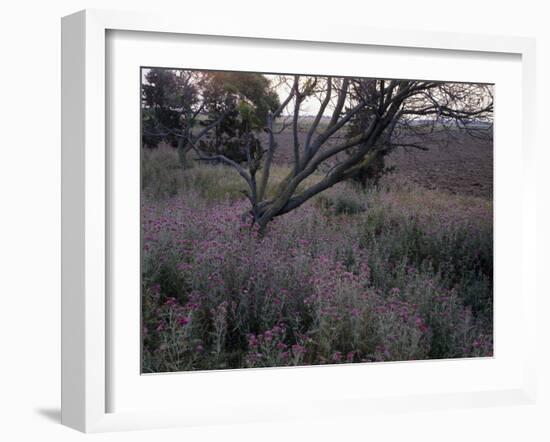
[61,9,537,433]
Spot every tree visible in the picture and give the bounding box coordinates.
[141,69,183,148]
[142,69,280,167]
[196,72,280,162]
[141,68,236,169]
[195,75,493,232]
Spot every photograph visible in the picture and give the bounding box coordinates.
[140,68,494,373]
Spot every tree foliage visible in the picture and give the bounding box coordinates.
[141,69,280,166]
[141,69,184,148]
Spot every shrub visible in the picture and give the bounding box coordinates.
[316,185,367,215]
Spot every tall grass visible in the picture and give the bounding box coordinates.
[142,145,321,201]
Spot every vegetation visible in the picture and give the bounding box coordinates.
[140,70,493,373]
[141,158,492,372]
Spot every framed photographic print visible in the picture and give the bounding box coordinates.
[61,9,537,432]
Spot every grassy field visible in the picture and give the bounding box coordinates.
[140,145,493,372]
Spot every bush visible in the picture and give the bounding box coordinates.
[316,185,367,215]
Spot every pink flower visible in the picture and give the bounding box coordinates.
[291,344,306,356]
[164,297,178,307]
[177,316,190,326]
[248,334,259,347]
[415,317,428,332]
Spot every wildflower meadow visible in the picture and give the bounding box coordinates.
[141,148,493,373]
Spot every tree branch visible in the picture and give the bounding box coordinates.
[305,78,332,152]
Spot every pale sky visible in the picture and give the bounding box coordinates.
[142,68,493,119]
[265,74,333,117]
